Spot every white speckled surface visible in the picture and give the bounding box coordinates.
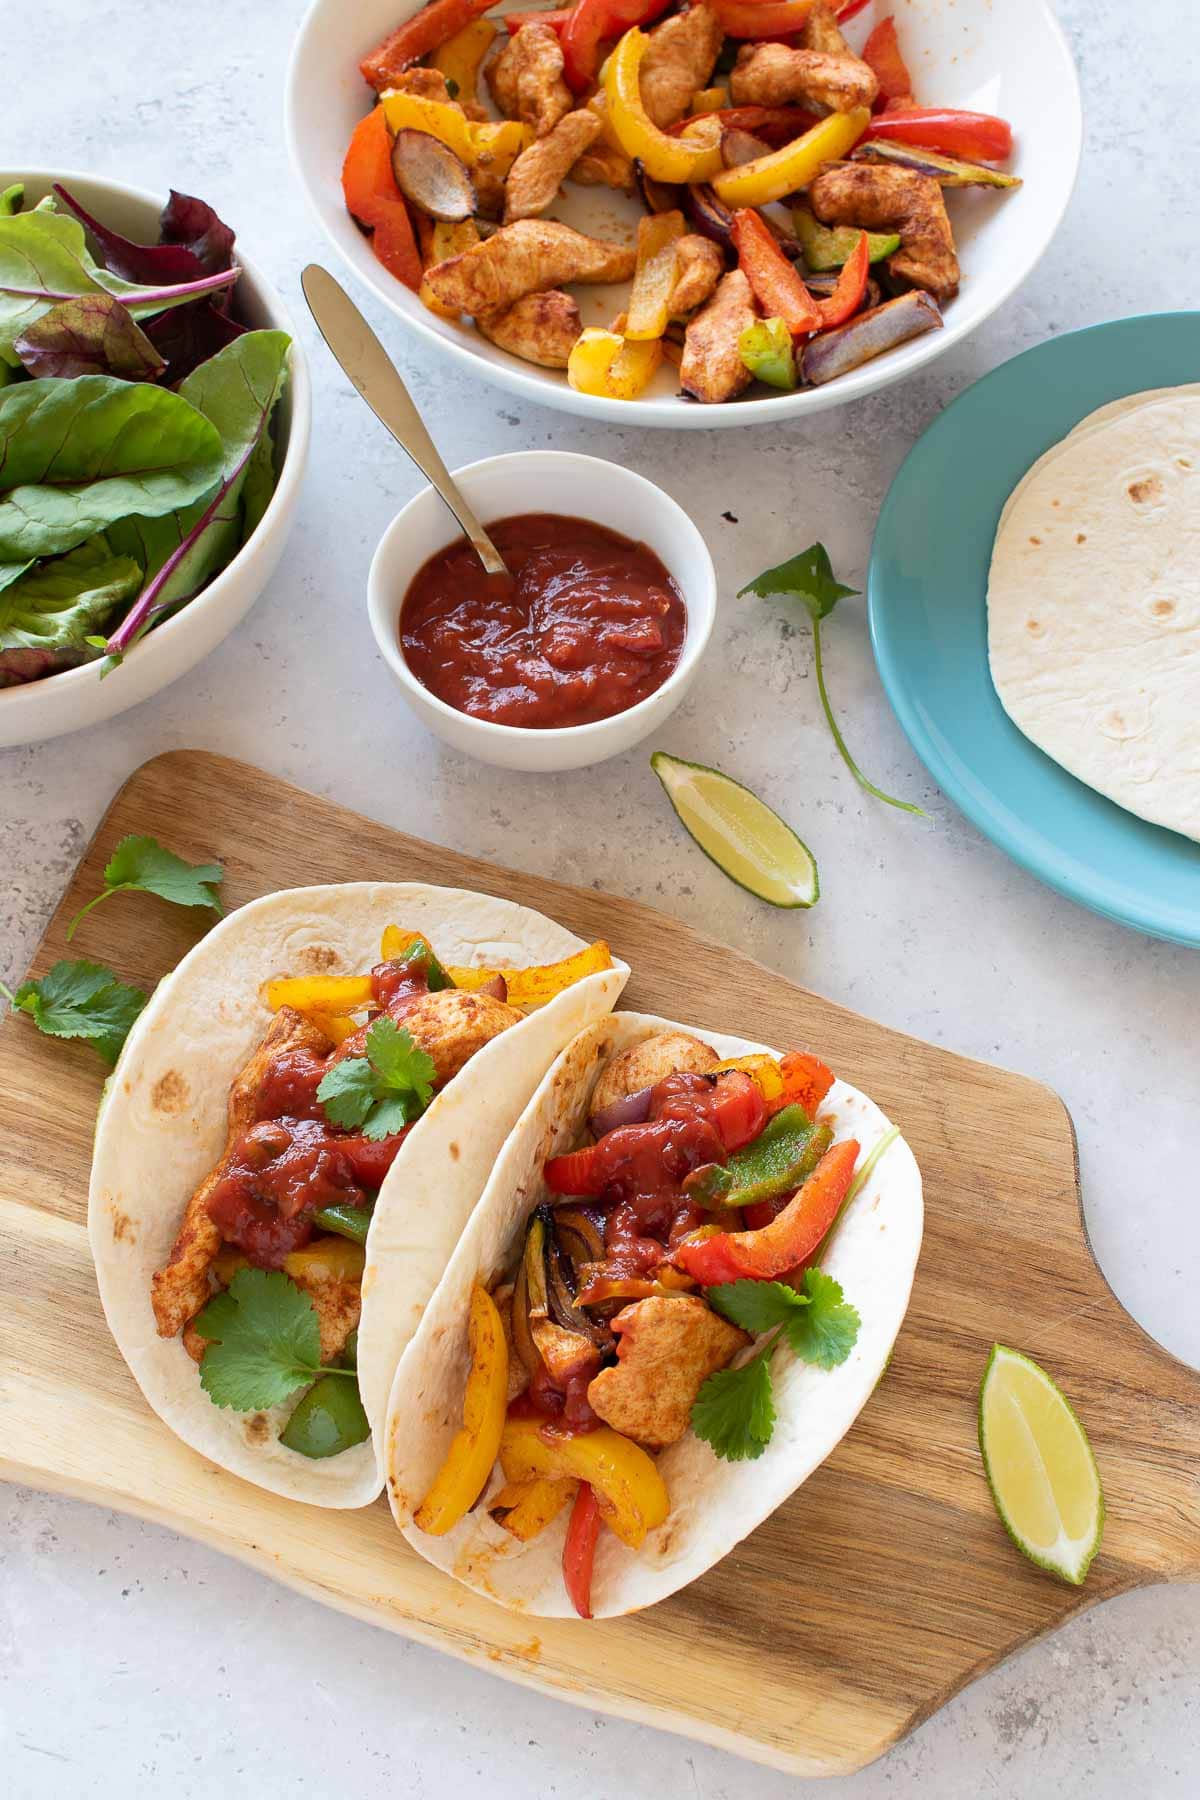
[2,0,1197,1791]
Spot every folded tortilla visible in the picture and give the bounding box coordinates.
[384,1012,923,1615]
[988,388,1200,842]
[89,882,627,1506]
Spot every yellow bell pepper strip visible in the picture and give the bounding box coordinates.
[431,16,497,105]
[380,923,421,962]
[568,327,663,401]
[689,85,730,116]
[266,973,374,1014]
[447,939,614,1007]
[499,1416,669,1549]
[487,1475,576,1540]
[711,1052,784,1105]
[283,1238,367,1284]
[414,1284,509,1536]
[625,211,684,341]
[712,105,870,209]
[307,1011,360,1047]
[380,91,530,178]
[604,29,724,185]
[419,218,480,320]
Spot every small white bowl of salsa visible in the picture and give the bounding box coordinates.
[367,450,716,771]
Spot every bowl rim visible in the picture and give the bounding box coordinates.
[368,448,717,743]
[285,0,1083,429]
[0,165,312,712]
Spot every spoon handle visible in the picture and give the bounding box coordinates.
[301,263,509,578]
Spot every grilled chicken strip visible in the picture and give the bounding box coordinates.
[424,219,636,317]
[478,289,582,367]
[680,268,757,404]
[505,108,602,221]
[588,1296,750,1448]
[731,41,878,113]
[802,0,854,56]
[810,161,960,299]
[591,1030,720,1117]
[487,21,573,137]
[640,2,726,127]
[150,1007,332,1340]
[331,987,523,1086]
[668,234,725,317]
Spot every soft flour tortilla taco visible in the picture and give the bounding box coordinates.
[385,1013,922,1616]
[89,883,627,1505]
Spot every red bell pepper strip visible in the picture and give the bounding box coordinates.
[544,1144,607,1196]
[673,1139,860,1285]
[545,1071,767,1197]
[335,1127,412,1188]
[715,0,816,38]
[504,6,572,32]
[562,0,674,93]
[862,17,914,105]
[731,207,821,337]
[341,108,422,292]
[667,104,821,143]
[835,0,872,20]
[815,229,869,328]
[767,1049,836,1120]
[866,108,1014,163]
[361,0,498,89]
[563,1482,601,1618]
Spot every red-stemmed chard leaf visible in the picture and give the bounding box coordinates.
[14,293,166,380]
[159,191,236,280]
[53,184,209,286]
[144,298,245,384]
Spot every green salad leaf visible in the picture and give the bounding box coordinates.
[0,958,146,1065]
[0,374,224,562]
[14,292,166,381]
[741,543,926,816]
[66,833,224,939]
[0,538,141,682]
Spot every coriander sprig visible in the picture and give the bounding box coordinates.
[67,833,224,940]
[316,1015,437,1141]
[0,958,146,1066]
[690,1269,861,1462]
[740,544,926,816]
[195,1268,358,1412]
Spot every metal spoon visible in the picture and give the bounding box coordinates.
[301,263,510,579]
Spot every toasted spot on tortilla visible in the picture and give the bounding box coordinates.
[448,1141,461,1162]
[1076,533,1087,544]
[295,944,341,973]
[110,1205,136,1243]
[1026,618,1045,637]
[1029,535,1042,546]
[1150,597,1176,619]
[244,1412,271,1444]
[1128,474,1164,505]
[1177,456,1193,469]
[151,1069,188,1114]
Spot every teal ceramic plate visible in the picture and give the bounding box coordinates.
[868,313,1200,947]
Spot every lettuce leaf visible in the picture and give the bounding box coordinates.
[0,537,141,684]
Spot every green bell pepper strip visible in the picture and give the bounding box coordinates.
[792,203,899,272]
[739,317,797,390]
[280,1369,370,1459]
[311,1200,375,1245]
[684,1103,822,1211]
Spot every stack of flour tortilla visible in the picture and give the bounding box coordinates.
[987,385,1200,843]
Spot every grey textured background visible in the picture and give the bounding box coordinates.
[2,1,1197,1793]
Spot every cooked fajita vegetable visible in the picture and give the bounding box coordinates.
[343,1,1022,403]
[387,1013,922,1617]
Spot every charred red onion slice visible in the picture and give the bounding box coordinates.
[802,289,942,385]
[853,140,1022,189]
[588,1083,654,1139]
[390,129,476,222]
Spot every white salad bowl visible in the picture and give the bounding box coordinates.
[368,450,716,770]
[0,169,311,749]
[286,0,1080,428]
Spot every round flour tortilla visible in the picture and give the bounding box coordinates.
[89,883,627,1506]
[988,392,1200,843]
[384,1012,923,1617]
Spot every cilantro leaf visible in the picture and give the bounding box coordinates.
[66,833,224,939]
[196,1268,328,1412]
[1,958,146,1065]
[784,1267,860,1369]
[707,1278,810,1336]
[316,1016,437,1139]
[739,543,925,816]
[691,1354,776,1462]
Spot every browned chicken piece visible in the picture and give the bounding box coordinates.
[730,42,878,113]
[151,1008,332,1340]
[810,160,960,300]
[668,234,724,317]
[588,1296,750,1448]
[569,97,637,191]
[640,2,725,128]
[680,268,757,404]
[504,109,603,222]
[331,986,524,1086]
[425,219,635,318]
[471,158,508,221]
[722,125,773,167]
[390,66,454,104]
[487,21,573,137]
[801,0,853,56]
[591,1030,719,1116]
[478,289,582,367]
[182,1239,362,1366]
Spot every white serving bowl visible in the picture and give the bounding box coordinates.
[0,170,311,748]
[287,0,1080,429]
[368,450,715,769]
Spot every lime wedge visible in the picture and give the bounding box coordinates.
[651,752,818,908]
[978,1345,1104,1585]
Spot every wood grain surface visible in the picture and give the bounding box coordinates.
[1,750,1196,1779]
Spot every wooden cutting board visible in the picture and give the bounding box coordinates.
[1,751,1196,1778]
